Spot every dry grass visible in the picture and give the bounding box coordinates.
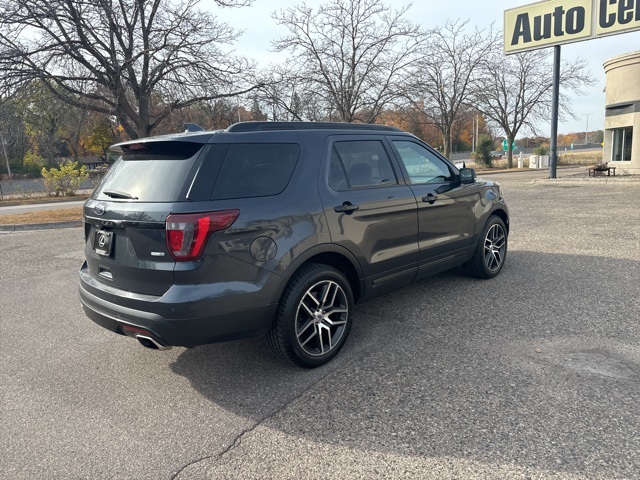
[0,207,83,225]
[558,151,603,166]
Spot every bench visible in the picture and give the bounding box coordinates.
[588,166,616,177]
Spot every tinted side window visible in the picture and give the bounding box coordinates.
[211,144,300,200]
[330,140,398,191]
[392,140,454,184]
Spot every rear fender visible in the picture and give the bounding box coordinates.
[270,244,364,305]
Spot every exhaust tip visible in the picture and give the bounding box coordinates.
[136,335,171,351]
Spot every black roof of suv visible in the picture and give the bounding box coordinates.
[80,121,509,368]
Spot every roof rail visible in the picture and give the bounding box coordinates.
[226,121,402,133]
[184,123,204,133]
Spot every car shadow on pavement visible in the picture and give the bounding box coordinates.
[170,336,340,419]
[170,250,640,478]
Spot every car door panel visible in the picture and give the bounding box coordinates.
[319,136,420,299]
[388,137,476,279]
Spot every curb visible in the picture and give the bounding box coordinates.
[474,166,587,175]
[0,220,83,232]
[531,177,640,185]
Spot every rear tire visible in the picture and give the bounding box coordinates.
[267,263,354,368]
[463,215,508,279]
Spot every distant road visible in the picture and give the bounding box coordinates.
[0,200,86,216]
[450,146,603,162]
[0,177,96,198]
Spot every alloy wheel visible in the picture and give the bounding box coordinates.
[484,223,506,273]
[295,280,349,357]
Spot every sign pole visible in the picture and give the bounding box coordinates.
[549,45,561,179]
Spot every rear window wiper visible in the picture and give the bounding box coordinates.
[103,189,139,200]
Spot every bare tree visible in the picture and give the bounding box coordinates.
[474,45,594,168]
[409,20,498,159]
[17,82,93,164]
[0,0,258,138]
[252,64,306,122]
[0,98,28,174]
[251,62,331,122]
[271,0,421,124]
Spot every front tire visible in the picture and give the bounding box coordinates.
[463,215,508,279]
[268,263,354,368]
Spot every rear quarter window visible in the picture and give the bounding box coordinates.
[211,143,300,200]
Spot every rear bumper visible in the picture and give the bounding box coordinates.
[79,264,278,348]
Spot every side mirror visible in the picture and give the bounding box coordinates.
[459,168,476,184]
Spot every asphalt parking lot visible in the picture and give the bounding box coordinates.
[1,168,639,479]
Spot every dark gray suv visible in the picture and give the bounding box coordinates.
[79,122,509,368]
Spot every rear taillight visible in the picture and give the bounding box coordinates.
[166,210,239,261]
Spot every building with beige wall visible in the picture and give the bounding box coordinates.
[603,51,640,174]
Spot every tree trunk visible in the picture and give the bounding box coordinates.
[506,135,515,169]
[442,126,451,159]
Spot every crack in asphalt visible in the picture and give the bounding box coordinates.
[168,313,393,479]
[168,424,256,480]
[168,355,361,480]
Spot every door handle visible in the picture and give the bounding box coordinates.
[334,202,359,214]
[422,194,437,205]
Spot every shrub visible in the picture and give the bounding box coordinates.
[19,153,45,177]
[533,145,549,156]
[41,161,89,196]
[474,134,494,168]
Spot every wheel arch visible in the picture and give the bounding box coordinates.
[490,207,509,234]
[271,245,364,306]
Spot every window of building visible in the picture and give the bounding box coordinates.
[611,127,633,162]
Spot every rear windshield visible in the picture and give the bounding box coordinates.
[211,143,300,200]
[93,142,203,202]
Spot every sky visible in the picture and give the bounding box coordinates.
[211,0,640,137]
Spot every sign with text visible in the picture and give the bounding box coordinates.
[505,0,640,54]
[596,0,640,36]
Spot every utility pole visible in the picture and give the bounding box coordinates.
[0,133,11,179]
[549,45,561,179]
[472,116,476,153]
[582,113,593,144]
[472,114,479,153]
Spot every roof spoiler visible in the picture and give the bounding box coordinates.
[184,123,204,133]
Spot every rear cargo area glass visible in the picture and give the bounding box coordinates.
[94,142,202,202]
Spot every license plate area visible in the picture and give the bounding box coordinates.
[94,230,114,257]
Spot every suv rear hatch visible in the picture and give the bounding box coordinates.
[83,139,207,296]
